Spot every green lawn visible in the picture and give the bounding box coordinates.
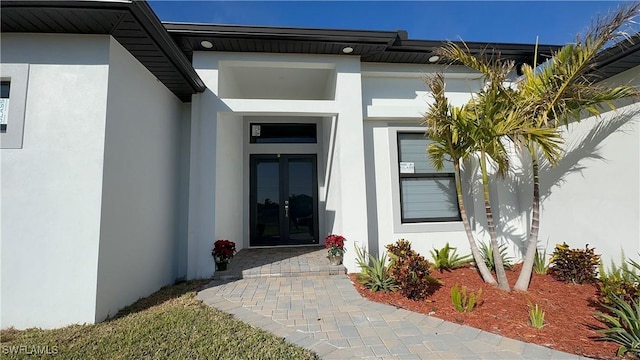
[0,280,318,359]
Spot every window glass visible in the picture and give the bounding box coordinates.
[0,81,10,132]
[398,133,454,172]
[400,178,459,220]
[0,82,10,98]
[250,123,317,144]
[397,132,461,223]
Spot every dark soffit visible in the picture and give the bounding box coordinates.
[164,22,562,69]
[587,33,640,81]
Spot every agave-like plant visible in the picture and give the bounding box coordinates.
[533,247,549,275]
[430,242,473,272]
[354,245,397,292]
[596,294,640,357]
[479,240,513,272]
[626,256,640,285]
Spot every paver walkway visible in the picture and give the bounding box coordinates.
[198,248,588,359]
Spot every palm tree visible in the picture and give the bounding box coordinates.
[423,73,497,285]
[513,3,640,291]
[432,3,639,292]
[432,43,566,292]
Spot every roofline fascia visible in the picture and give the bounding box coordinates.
[164,22,403,47]
[589,33,640,71]
[1,0,206,97]
[129,1,205,92]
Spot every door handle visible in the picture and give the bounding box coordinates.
[284,200,289,218]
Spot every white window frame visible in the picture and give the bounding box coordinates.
[0,64,29,149]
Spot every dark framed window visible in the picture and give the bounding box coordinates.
[397,133,461,223]
[250,123,317,144]
[0,81,9,133]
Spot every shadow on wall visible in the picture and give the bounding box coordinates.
[465,152,528,255]
[539,109,639,198]
[508,108,639,255]
[324,209,336,243]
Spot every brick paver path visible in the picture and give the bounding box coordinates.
[198,248,587,359]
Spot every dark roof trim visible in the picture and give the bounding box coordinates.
[2,0,635,94]
[128,2,205,94]
[588,32,640,80]
[1,0,205,102]
[164,22,402,44]
[164,22,561,69]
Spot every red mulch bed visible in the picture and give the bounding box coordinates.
[348,264,623,359]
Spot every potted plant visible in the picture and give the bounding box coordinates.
[325,234,346,265]
[212,239,236,271]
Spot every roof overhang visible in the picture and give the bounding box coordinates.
[164,22,562,71]
[588,32,640,80]
[1,0,205,102]
[1,0,634,97]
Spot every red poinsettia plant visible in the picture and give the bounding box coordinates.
[212,240,236,263]
[324,234,346,257]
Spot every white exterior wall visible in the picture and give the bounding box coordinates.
[361,66,493,258]
[188,52,369,275]
[187,62,222,279]
[94,38,186,321]
[214,113,243,252]
[537,66,640,266]
[0,34,110,329]
[361,62,638,265]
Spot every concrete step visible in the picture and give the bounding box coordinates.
[213,264,347,280]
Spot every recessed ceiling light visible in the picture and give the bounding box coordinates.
[429,55,440,63]
[200,40,214,49]
[342,46,354,54]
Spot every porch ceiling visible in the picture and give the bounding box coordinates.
[220,65,335,100]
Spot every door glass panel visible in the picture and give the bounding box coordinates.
[287,158,315,243]
[255,159,280,245]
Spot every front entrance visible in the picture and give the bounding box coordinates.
[250,154,319,246]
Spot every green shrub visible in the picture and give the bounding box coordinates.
[478,241,513,272]
[451,283,482,313]
[354,245,397,292]
[528,303,545,329]
[598,253,638,305]
[595,295,640,357]
[430,243,473,272]
[549,243,600,284]
[386,239,413,258]
[386,239,440,301]
[533,247,549,275]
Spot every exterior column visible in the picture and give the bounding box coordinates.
[186,62,221,279]
[333,59,369,272]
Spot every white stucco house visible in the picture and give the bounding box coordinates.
[1,0,638,329]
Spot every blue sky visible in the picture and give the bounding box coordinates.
[149,1,634,45]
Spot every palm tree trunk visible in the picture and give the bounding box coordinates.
[454,160,497,285]
[480,151,511,291]
[514,145,540,291]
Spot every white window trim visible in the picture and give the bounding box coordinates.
[0,63,29,149]
[388,126,466,233]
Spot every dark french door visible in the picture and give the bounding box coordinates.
[250,154,319,246]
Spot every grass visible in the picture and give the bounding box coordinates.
[0,280,318,360]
